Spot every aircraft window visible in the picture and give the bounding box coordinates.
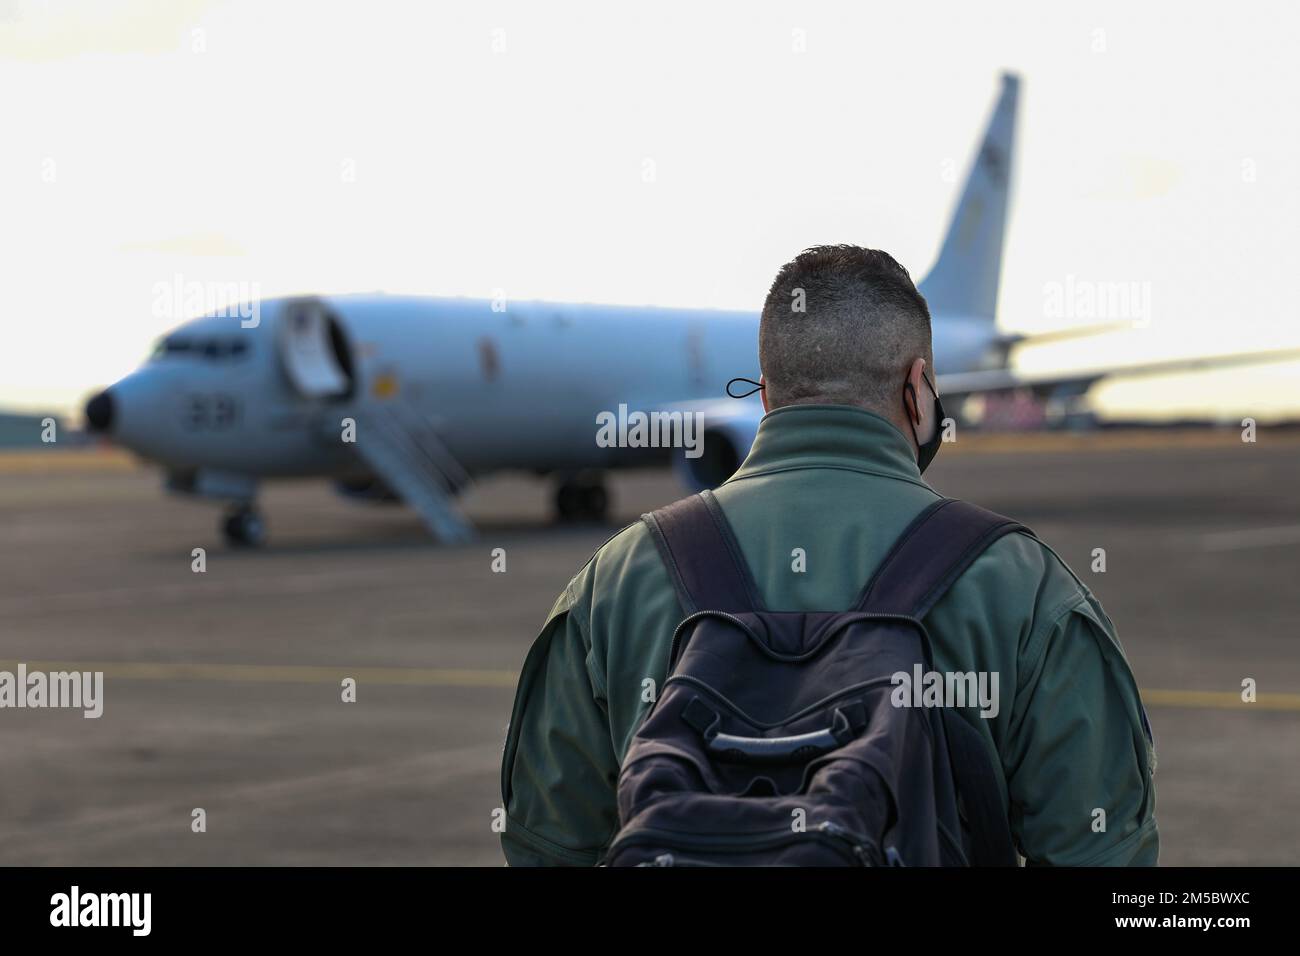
[230,340,249,357]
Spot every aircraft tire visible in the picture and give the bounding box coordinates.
[555,475,609,523]
[579,483,608,521]
[223,507,267,547]
[555,483,583,521]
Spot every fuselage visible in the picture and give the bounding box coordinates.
[88,295,1004,481]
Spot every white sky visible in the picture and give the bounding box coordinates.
[1,0,1297,419]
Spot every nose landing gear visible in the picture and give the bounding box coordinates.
[222,505,267,547]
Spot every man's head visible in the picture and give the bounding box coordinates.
[758,244,938,451]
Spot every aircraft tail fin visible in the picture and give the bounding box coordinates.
[918,72,1020,321]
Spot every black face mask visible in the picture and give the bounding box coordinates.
[903,373,945,474]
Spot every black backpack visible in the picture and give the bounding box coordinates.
[603,491,1028,867]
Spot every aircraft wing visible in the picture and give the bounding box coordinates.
[993,321,1136,350]
[937,347,1300,402]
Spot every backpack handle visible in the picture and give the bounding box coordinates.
[708,728,841,765]
[683,696,867,765]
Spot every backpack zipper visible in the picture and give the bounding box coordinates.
[816,820,889,866]
[607,822,874,866]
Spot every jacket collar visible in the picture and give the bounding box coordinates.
[726,404,931,489]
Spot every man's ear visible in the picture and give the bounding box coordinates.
[759,373,770,413]
[904,358,928,426]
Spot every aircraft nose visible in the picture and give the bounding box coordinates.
[84,390,114,433]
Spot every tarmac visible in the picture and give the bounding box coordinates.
[0,431,1297,865]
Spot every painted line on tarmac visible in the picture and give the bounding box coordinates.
[5,429,1300,475]
[0,450,138,473]
[1199,524,1300,552]
[2,660,1297,709]
[0,659,517,688]
[0,568,446,616]
[1139,688,1300,712]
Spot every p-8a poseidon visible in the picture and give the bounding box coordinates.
[82,74,1295,545]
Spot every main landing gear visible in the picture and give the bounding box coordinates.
[555,472,610,524]
[222,504,267,547]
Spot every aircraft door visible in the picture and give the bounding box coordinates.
[278,297,354,399]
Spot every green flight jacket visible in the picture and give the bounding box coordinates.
[501,405,1159,866]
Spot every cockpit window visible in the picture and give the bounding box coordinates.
[151,336,252,361]
[151,337,189,358]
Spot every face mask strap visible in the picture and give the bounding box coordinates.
[726,377,765,400]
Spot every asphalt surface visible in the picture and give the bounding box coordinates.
[1,433,1297,865]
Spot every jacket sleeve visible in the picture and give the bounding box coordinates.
[1003,592,1159,866]
[499,578,620,866]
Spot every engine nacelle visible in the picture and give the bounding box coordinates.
[672,408,762,491]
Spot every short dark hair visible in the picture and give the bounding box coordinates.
[759,245,933,412]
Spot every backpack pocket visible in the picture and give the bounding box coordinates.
[604,820,886,867]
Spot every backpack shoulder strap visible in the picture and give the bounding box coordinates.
[856,498,1032,617]
[942,711,1020,866]
[857,497,1031,866]
[642,489,764,614]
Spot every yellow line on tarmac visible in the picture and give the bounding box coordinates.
[0,449,139,473]
[942,428,1300,455]
[0,660,518,689]
[3,429,1300,474]
[1139,688,1300,712]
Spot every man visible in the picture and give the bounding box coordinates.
[501,245,1158,866]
